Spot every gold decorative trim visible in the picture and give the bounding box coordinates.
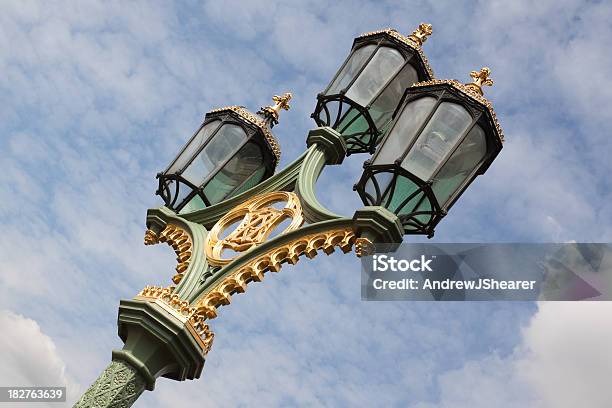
[196,228,356,320]
[205,191,304,266]
[407,23,433,47]
[144,229,158,245]
[465,67,493,96]
[411,77,505,143]
[357,25,434,79]
[144,224,192,284]
[259,92,292,123]
[208,106,281,165]
[355,237,374,257]
[135,286,214,355]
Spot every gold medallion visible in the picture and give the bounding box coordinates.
[206,191,304,266]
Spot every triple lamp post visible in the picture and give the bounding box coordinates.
[74,23,504,407]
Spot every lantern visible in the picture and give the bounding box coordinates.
[312,24,434,154]
[354,68,504,237]
[156,93,291,213]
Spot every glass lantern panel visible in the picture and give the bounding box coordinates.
[168,120,221,173]
[374,96,437,165]
[202,141,264,205]
[345,46,405,107]
[179,194,206,214]
[364,171,393,203]
[363,172,435,228]
[431,124,487,207]
[173,180,195,209]
[327,44,377,95]
[334,105,373,151]
[232,164,267,196]
[368,63,418,133]
[401,102,473,181]
[181,123,247,186]
[384,175,434,227]
[336,107,363,134]
[382,175,421,214]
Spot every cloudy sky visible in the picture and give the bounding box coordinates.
[1,0,612,407]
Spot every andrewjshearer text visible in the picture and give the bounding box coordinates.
[372,278,537,291]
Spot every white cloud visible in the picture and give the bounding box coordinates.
[0,309,79,407]
[430,302,612,408]
[518,302,612,408]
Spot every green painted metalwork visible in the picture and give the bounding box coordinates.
[353,206,404,244]
[305,127,347,165]
[297,127,346,223]
[77,127,401,408]
[72,360,145,408]
[296,145,341,223]
[116,299,206,384]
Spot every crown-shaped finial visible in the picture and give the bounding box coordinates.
[407,23,433,47]
[464,67,493,96]
[259,92,292,127]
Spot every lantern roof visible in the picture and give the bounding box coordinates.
[410,68,505,143]
[355,24,435,79]
[207,93,292,166]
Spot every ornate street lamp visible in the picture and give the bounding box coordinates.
[312,23,434,154]
[156,93,291,213]
[75,32,506,408]
[354,68,504,237]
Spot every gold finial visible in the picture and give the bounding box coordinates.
[407,23,433,47]
[272,93,292,112]
[464,67,494,96]
[259,92,292,125]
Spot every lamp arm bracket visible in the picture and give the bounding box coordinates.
[188,217,357,316]
[295,127,347,223]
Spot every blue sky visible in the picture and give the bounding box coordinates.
[1,1,612,407]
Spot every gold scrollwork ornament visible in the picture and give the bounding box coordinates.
[205,191,304,266]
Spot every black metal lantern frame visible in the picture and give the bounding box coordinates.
[355,80,503,237]
[357,164,445,237]
[312,29,434,155]
[156,108,278,213]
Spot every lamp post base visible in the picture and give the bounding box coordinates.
[73,297,209,407]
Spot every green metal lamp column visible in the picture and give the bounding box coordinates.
[73,361,146,408]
